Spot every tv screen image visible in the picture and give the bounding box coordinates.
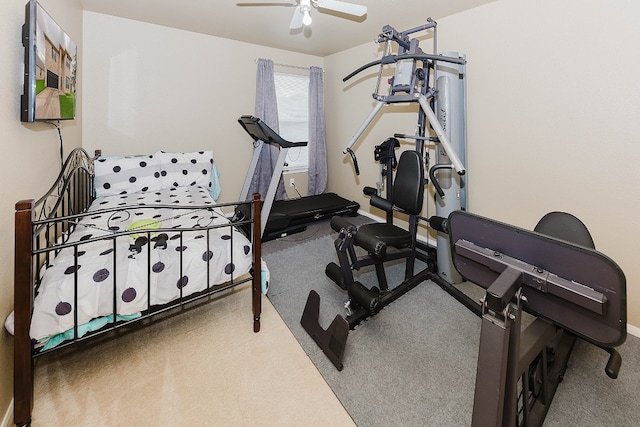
[21,0,77,122]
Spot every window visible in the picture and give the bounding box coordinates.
[274,72,309,171]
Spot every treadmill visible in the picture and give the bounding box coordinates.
[236,115,359,241]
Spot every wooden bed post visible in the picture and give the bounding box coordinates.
[252,193,262,333]
[14,199,35,427]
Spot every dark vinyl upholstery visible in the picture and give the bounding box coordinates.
[358,150,424,250]
[392,151,424,215]
[534,211,595,249]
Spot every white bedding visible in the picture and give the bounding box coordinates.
[30,186,253,343]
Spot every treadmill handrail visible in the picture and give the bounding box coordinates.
[238,115,308,149]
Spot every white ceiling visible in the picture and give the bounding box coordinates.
[80,0,494,57]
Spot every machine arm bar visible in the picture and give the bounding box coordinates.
[343,59,380,82]
[343,53,466,83]
[395,53,466,66]
[393,133,438,142]
[343,101,386,154]
[416,94,466,174]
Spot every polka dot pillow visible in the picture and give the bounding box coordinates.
[94,155,163,197]
[155,150,214,190]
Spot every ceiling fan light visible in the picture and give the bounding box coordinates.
[302,9,312,26]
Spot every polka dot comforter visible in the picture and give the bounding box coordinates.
[30,186,253,347]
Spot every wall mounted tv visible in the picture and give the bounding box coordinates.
[21,0,77,122]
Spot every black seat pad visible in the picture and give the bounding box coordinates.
[356,223,411,249]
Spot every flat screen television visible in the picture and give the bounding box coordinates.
[21,0,77,122]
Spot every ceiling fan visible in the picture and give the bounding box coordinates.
[238,0,367,29]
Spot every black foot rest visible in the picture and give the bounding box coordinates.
[349,281,379,314]
[330,215,386,257]
[300,290,349,371]
[330,215,356,233]
[354,231,387,258]
[325,262,346,290]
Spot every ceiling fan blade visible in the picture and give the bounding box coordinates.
[236,1,297,7]
[314,0,366,17]
[289,5,304,29]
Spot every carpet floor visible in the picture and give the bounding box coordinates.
[30,284,355,426]
[25,217,640,426]
[262,220,640,426]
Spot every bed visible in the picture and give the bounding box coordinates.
[12,148,263,426]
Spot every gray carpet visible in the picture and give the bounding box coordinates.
[263,221,640,426]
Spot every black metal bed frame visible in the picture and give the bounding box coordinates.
[14,148,263,426]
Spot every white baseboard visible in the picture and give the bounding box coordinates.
[627,323,640,339]
[355,209,379,222]
[1,399,12,427]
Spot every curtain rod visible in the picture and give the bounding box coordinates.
[254,58,323,72]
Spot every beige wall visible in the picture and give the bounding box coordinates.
[82,11,323,204]
[3,0,640,421]
[325,0,640,328]
[0,0,83,421]
[284,170,309,198]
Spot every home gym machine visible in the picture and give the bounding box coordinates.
[299,19,628,427]
[343,18,467,282]
[301,19,467,369]
[235,115,359,241]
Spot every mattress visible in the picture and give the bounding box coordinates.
[30,186,253,345]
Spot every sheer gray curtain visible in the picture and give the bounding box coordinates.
[251,58,286,200]
[307,66,328,195]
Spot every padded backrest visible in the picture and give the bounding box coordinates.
[392,150,424,215]
[534,211,595,249]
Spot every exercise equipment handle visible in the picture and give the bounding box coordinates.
[343,59,383,82]
[343,53,466,83]
[363,186,377,197]
[429,164,454,199]
[395,53,466,66]
[346,147,360,175]
[428,216,449,234]
[370,194,393,212]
